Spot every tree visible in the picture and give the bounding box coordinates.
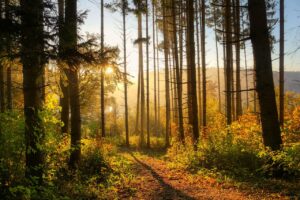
[20,0,45,181]
[234,0,242,118]
[122,0,129,147]
[224,0,233,125]
[279,0,284,126]
[186,0,200,146]
[248,0,282,150]
[146,0,150,148]
[100,0,106,137]
[58,0,70,135]
[162,0,170,147]
[171,0,184,143]
[65,0,81,168]
[0,0,5,113]
[201,0,207,130]
[5,0,12,110]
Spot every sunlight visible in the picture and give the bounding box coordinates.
[105,67,114,75]
[108,106,113,113]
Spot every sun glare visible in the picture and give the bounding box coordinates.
[105,67,114,75]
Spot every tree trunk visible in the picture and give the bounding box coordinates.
[0,0,5,113]
[171,0,184,143]
[279,0,284,126]
[235,0,242,118]
[186,0,199,146]
[5,0,12,110]
[100,0,105,137]
[248,0,282,150]
[213,5,221,113]
[65,0,81,167]
[225,0,233,125]
[152,2,158,138]
[137,6,145,147]
[122,0,129,147]
[201,0,207,130]
[58,0,70,135]
[146,0,150,148]
[162,0,170,147]
[21,0,45,181]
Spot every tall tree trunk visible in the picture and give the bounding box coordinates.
[201,0,206,130]
[137,7,145,147]
[171,0,184,143]
[0,0,5,113]
[213,5,221,112]
[146,0,150,148]
[152,1,158,137]
[100,0,106,137]
[65,0,81,168]
[21,0,45,181]
[248,0,282,150]
[186,0,199,146]
[196,0,202,128]
[279,0,284,126]
[235,0,242,118]
[225,0,233,125]
[122,0,129,147]
[58,0,69,135]
[156,11,161,136]
[162,0,170,147]
[5,0,12,110]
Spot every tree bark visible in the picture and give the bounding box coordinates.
[100,0,105,137]
[279,0,284,126]
[186,0,199,146]
[171,0,184,143]
[225,0,233,125]
[122,0,129,147]
[65,0,81,167]
[162,0,170,147]
[248,0,282,150]
[21,0,45,181]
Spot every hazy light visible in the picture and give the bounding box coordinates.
[105,67,114,75]
[108,106,113,113]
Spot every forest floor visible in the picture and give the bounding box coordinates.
[113,148,295,200]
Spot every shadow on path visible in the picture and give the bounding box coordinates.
[130,153,196,200]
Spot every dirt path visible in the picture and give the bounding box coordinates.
[117,151,287,200]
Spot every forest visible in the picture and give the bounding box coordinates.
[0,0,299,199]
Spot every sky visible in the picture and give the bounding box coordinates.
[78,0,300,80]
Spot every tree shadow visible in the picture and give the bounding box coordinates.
[130,153,196,200]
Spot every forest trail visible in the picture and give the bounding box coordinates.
[116,149,284,200]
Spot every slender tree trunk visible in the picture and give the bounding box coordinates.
[196,0,202,128]
[279,0,284,126]
[213,5,221,112]
[156,12,161,136]
[137,7,145,147]
[0,61,4,112]
[122,0,129,147]
[186,0,199,146]
[58,0,70,135]
[100,0,106,137]
[5,0,12,110]
[21,0,45,181]
[0,0,5,113]
[248,0,282,150]
[162,0,170,147]
[153,1,158,137]
[171,0,184,143]
[235,0,242,118]
[201,0,207,130]
[65,0,81,168]
[225,0,233,125]
[146,0,150,148]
